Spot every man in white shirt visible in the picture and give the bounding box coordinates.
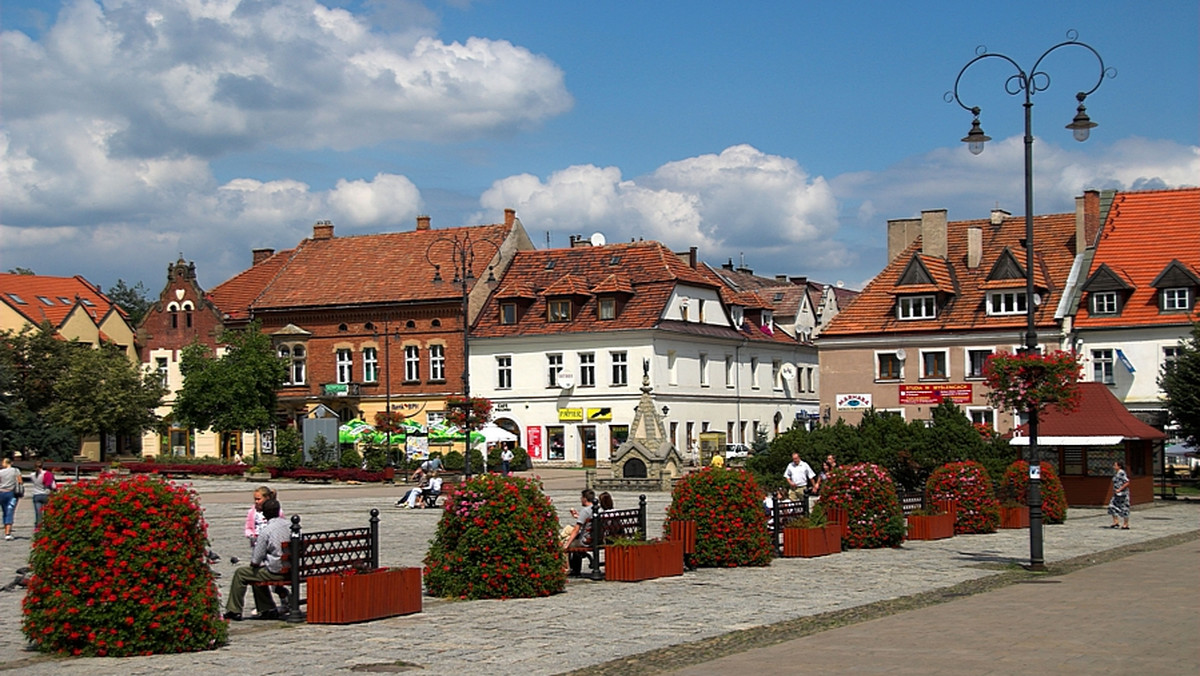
[784,453,816,502]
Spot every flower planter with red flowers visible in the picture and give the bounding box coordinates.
[307,567,422,624]
[999,504,1030,529]
[906,512,955,541]
[781,525,840,558]
[605,540,685,582]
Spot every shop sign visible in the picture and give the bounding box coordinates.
[527,427,543,460]
[836,393,873,410]
[586,407,612,422]
[898,383,972,405]
[558,408,584,422]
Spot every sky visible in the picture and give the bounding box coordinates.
[2,0,1197,297]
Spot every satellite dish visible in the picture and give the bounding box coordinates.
[590,232,607,247]
[780,363,797,380]
[558,371,575,389]
[895,348,907,361]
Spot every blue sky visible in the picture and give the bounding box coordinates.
[2,0,1197,295]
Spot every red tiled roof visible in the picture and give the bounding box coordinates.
[1013,382,1167,440]
[591,273,635,295]
[542,273,594,297]
[1075,188,1200,328]
[823,211,1079,337]
[494,281,538,300]
[0,273,120,328]
[207,249,294,320]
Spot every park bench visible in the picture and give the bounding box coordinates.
[566,495,647,581]
[769,498,810,555]
[289,469,334,484]
[155,468,192,480]
[250,509,380,622]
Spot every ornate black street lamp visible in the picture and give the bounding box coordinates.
[949,31,1112,570]
[426,231,498,479]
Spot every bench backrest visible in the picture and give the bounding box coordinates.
[897,490,924,516]
[770,498,809,554]
[281,509,380,582]
[588,494,647,547]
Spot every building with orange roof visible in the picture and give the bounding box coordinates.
[1073,187,1200,436]
[138,211,533,460]
[470,239,816,467]
[818,191,1104,434]
[1,272,140,459]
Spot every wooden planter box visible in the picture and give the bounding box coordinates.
[781,524,841,558]
[824,507,850,540]
[1000,505,1030,529]
[667,520,697,555]
[307,567,422,624]
[906,512,955,541]
[605,540,685,582]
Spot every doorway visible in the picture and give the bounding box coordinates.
[581,426,597,468]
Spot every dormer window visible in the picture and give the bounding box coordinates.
[987,291,1027,316]
[548,299,571,322]
[763,310,773,326]
[1162,287,1192,312]
[680,298,690,322]
[897,295,936,320]
[1091,291,1118,315]
[598,297,616,320]
[731,306,744,326]
[500,303,517,325]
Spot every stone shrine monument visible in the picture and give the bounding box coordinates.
[588,360,683,491]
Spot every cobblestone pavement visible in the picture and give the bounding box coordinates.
[0,472,1195,675]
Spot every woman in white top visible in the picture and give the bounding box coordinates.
[29,459,56,528]
[0,457,24,540]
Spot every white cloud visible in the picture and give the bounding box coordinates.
[328,174,422,228]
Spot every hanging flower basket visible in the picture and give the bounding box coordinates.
[443,396,493,429]
[983,350,1082,414]
[307,567,422,624]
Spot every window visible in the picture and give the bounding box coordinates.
[155,357,169,387]
[897,295,937,320]
[967,349,992,379]
[336,349,353,384]
[37,295,53,306]
[429,344,445,382]
[547,354,563,387]
[698,299,705,322]
[598,297,616,320]
[750,357,760,389]
[580,352,595,387]
[725,355,734,388]
[668,350,678,385]
[500,303,517,325]
[699,353,709,387]
[968,408,995,429]
[1092,349,1114,384]
[548,299,571,322]
[921,350,948,379]
[611,351,628,386]
[1164,345,1182,370]
[363,347,378,382]
[1092,291,1118,315]
[988,291,1028,316]
[279,344,306,385]
[496,356,512,389]
[680,299,689,322]
[772,360,782,390]
[1162,288,1191,311]
[404,345,420,382]
[877,353,902,380]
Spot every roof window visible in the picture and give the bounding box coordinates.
[6,293,26,305]
[37,296,54,306]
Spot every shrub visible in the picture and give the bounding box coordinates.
[339,446,363,469]
[274,427,303,471]
[999,460,1068,523]
[487,446,528,472]
[664,467,773,567]
[22,474,227,656]
[819,463,906,548]
[925,461,1000,534]
[424,474,565,599]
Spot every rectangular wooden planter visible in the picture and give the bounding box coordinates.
[824,507,850,540]
[307,567,422,624]
[1000,505,1030,529]
[605,540,685,582]
[667,520,697,555]
[906,512,955,541]
[781,524,841,558]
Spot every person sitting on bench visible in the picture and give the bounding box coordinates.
[224,498,289,621]
[398,475,443,509]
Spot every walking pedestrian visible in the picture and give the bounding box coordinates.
[29,459,56,528]
[0,457,23,541]
[501,446,514,476]
[1108,461,1131,530]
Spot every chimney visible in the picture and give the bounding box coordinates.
[252,248,275,266]
[1077,189,1100,254]
[967,227,983,269]
[416,215,431,231]
[570,234,591,248]
[789,276,807,286]
[920,209,947,259]
[688,246,697,269]
[887,217,921,261]
[722,258,735,271]
[312,220,334,240]
[504,208,516,227]
[775,274,788,282]
[990,208,1010,226]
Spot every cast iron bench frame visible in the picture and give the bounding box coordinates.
[566,495,647,581]
[250,509,380,622]
[770,498,810,555]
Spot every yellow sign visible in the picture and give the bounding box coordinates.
[586,407,613,422]
[558,408,584,422]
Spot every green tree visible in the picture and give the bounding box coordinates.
[0,324,78,460]
[1160,323,1200,446]
[6,267,34,275]
[46,342,166,454]
[105,279,153,326]
[173,322,286,460]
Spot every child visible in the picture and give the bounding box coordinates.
[244,486,282,549]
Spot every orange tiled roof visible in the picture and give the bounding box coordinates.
[473,241,725,338]
[1075,188,1200,328]
[823,211,1079,337]
[207,249,294,320]
[542,273,594,297]
[591,273,635,295]
[0,273,120,329]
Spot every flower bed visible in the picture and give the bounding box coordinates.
[605,540,685,582]
[925,461,1000,534]
[22,474,227,656]
[818,463,906,549]
[307,567,422,624]
[663,468,773,567]
[1000,460,1067,523]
